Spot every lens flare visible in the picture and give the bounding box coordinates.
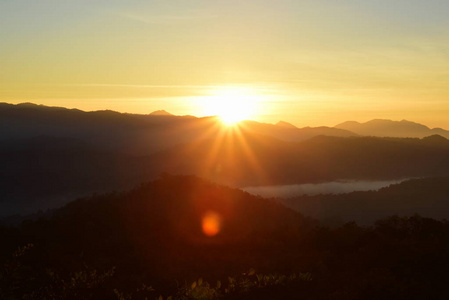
[201,211,222,237]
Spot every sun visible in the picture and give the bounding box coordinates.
[214,96,253,125]
[200,87,260,126]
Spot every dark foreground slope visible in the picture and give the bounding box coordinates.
[280,177,449,225]
[0,175,312,298]
[2,176,449,299]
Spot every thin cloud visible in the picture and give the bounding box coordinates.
[57,83,277,93]
[66,84,226,89]
[117,10,217,25]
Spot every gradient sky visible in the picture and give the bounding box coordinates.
[1,0,449,128]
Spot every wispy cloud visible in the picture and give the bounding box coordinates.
[57,83,277,93]
[116,9,217,25]
[66,84,226,89]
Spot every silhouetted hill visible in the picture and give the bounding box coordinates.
[0,102,355,156]
[275,121,297,129]
[2,176,449,299]
[149,109,173,116]
[0,176,312,293]
[0,102,205,155]
[335,119,449,138]
[421,134,449,146]
[280,177,449,225]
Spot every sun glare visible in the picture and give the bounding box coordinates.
[200,87,260,126]
[201,211,222,237]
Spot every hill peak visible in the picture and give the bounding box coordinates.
[336,120,361,127]
[422,134,448,143]
[149,110,173,116]
[275,121,297,129]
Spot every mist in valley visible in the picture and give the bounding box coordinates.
[243,179,407,198]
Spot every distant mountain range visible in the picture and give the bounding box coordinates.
[3,102,449,217]
[335,119,449,139]
[4,103,448,147]
[242,120,355,142]
[0,102,354,155]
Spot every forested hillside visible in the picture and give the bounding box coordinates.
[279,177,449,225]
[2,176,449,299]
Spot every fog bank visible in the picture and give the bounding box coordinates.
[243,180,406,198]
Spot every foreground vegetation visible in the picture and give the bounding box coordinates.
[1,175,449,299]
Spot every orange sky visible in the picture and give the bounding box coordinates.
[1,1,449,128]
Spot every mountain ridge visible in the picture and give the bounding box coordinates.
[3,102,449,217]
[335,119,449,138]
[275,120,297,129]
[0,102,356,155]
[149,109,173,116]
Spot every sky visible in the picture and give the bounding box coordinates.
[1,0,449,128]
